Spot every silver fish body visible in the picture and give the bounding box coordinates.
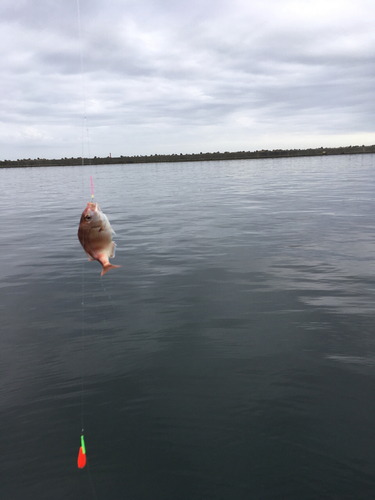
[78,202,121,276]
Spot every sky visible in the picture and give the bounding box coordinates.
[1,0,375,160]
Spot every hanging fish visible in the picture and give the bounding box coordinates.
[78,202,121,276]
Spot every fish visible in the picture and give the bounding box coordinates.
[78,202,121,276]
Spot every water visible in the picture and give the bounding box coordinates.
[1,154,375,499]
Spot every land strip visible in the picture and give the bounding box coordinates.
[1,144,375,168]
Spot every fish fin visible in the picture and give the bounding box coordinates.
[108,242,116,258]
[101,263,121,276]
[86,252,94,261]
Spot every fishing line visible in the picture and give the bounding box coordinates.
[80,253,85,433]
[90,175,95,201]
[76,0,91,165]
[79,185,99,500]
[76,2,98,499]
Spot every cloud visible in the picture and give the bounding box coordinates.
[1,0,374,159]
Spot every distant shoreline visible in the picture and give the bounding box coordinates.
[1,145,374,168]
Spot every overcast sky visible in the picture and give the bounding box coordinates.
[1,0,374,160]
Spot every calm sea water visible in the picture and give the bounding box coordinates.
[1,154,375,499]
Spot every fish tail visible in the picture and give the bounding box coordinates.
[101,263,121,276]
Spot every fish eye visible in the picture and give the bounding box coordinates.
[85,215,91,221]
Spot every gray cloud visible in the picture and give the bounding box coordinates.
[1,0,374,159]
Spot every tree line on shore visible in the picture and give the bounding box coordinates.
[1,144,374,168]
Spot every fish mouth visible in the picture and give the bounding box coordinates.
[86,202,99,211]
